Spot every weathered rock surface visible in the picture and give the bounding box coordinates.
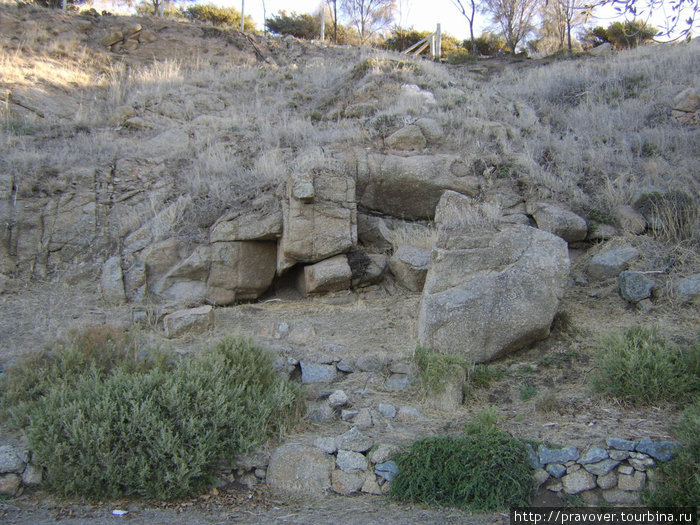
[618,271,655,303]
[354,152,481,220]
[209,193,282,242]
[676,274,700,302]
[614,205,646,235]
[163,305,215,338]
[206,241,277,305]
[389,246,431,292]
[299,255,352,295]
[100,256,126,305]
[562,469,596,494]
[266,444,334,498]
[526,202,587,242]
[587,246,639,280]
[385,125,426,150]
[331,469,365,495]
[278,171,357,272]
[0,446,24,474]
[418,192,569,363]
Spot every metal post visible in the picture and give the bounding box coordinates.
[436,24,442,60]
[240,0,245,32]
[321,7,325,41]
[61,0,66,10]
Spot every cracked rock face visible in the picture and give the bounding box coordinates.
[418,191,570,363]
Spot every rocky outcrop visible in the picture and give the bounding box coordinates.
[278,170,357,273]
[163,305,215,338]
[354,152,481,220]
[418,191,570,363]
[298,255,352,295]
[388,246,430,292]
[526,201,587,243]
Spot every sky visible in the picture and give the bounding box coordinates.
[96,0,696,42]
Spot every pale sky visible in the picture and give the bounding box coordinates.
[96,0,695,42]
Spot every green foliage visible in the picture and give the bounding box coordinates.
[184,3,255,30]
[415,346,466,394]
[463,408,500,434]
[584,21,657,49]
[591,327,700,405]
[389,428,533,511]
[446,48,475,64]
[266,11,319,39]
[1,333,302,500]
[643,399,700,506]
[135,0,183,18]
[463,32,506,55]
[519,383,537,400]
[467,364,506,389]
[382,28,459,59]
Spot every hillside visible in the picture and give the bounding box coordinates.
[0,3,699,522]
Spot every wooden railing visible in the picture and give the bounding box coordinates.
[402,24,442,60]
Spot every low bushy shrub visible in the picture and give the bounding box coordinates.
[0,334,302,500]
[643,399,700,506]
[389,427,533,511]
[591,327,699,405]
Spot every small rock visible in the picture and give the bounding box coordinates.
[315,437,338,454]
[0,446,24,474]
[583,459,620,476]
[538,445,580,465]
[562,469,596,494]
[300,361,337,383]
[355,355,385,372]
[533,469,550,488]
[546,480,563,492]
[618,470,646,491]
[589,42,612,56]
[331,469,365,495]
[266,444,334,498]
[618,465,634,475]
[375,461,399,482]
[353,408,374,430]
[629,457,655,471]
[546,464,566,478]
[328,390,349,407]
[163,305,215,338]
[588,247,639,280]
[336,450,368,473]
[607,437,637,451]
[341,409,359,421]
[603,488,641,505]
[336,359,355,373]
[414,118,444,142]
[370,444,398,464]
[597,471,618,490]
[676,274,700,303]
[307,402,335,423]
[361,473,383,494]
[377,403,396,419]
[618,271,656,303]
[396,406,422,422]
[389,361,413,374]
[580,447,609,464]
[336,428,373,453]
[385,373,412,389]
[609,450,630,461]
[567,464,581,474]
[21,463,43,486]
[299,255,352,295]
[0,473,21,496]
[526,202,588,243]
[635,439,682,462]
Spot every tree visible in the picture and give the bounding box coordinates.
[586,0,698,39]
[449,0,479,53]
[327,0,339,42]
[184,4,255,29]
[266,11,320,39]
[538,0,591,52]
[341,0,397,44]
[582,19,657,47]
[483,0,540,53]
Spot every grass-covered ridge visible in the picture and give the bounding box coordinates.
[0,329,303,500]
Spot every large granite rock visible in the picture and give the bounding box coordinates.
[298,255,352,295]
[266,444,334,498]
[389,246,431,292]
[418,191,569,363]
[354,152,481,220]
[209,193,282,242]
[526,202,587,243]
[206,241,276,305]
[278,171,357,272]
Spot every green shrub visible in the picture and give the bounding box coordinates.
[643,399,700,506]
[389,428,533,511]
[266,11,319,39]
[1,335,302,500]
[446,48,474,64]
[415,346,466,394]
[463,32,506,55]
[183,3,255,30]
[591,327,699,405]
[583,21,657,50]
[519,383,537,401]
